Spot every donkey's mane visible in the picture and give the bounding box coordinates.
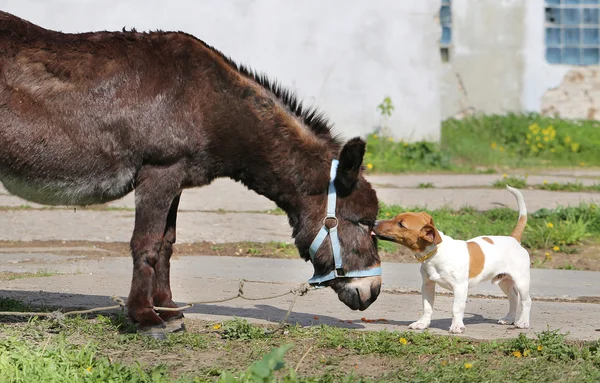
[176,32,341,144]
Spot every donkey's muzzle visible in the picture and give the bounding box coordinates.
[336,276,382,311]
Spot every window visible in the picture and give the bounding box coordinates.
[440,0,452,62]
[545,0,600,65]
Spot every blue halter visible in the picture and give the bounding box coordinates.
[307,159,382,287]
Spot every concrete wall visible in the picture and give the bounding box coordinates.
[0,0,443,142]
[441,0,526,120]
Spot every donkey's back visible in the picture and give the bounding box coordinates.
[0,12,208,206]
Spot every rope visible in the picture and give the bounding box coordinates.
[0,280,312,331]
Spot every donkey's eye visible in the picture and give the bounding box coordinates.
[358,219,373,231]
[397,221,405,228]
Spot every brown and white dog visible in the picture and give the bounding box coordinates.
[373,186,531,333]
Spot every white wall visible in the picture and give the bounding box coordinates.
[1,0,443,142]
[521,0,570,113]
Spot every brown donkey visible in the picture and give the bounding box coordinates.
[0,12,382,337]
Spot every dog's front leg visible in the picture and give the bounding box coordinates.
[408,276,435,330]
[449,282,469,333]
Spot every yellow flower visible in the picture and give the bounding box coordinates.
[399,337,408,345]
[543,180,548,185]
[388,137,394,142]
[503,173,508,178]
[545,252,552,260]
[372,134,378,139]
[464,363,473,369]
[525,140,530,144]
[550,148,556,153]
[366,163,373,170]
[499,147,505,152]
[553,246,560,251]
[212,323,222,330]
[404,142,408,147]
[536,135,541,141]
[546,222,554,228]
[385,212,391,216]
[580,162,586,167]
[523,349,531,357]
[85,366,93,374]
[537,142,544,148]
[565,136,572,144]
[491,142,497,149]
[441,360,448,366]
[512,351,522,358]
[538,345,543,351]
[571,143,580,152]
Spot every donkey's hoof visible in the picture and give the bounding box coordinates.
[137,325,168,340]
[163,318,186,333]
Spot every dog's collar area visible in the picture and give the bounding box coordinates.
[414,244,441,263]
[307,159,382,288]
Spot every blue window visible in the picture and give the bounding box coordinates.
[440,0,452,62]
[545,0,600,65]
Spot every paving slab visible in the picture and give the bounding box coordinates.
[1,254,599,341]
[0,210,292,243]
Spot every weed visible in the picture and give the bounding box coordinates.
[492,175,528,189]
[417,182,435,189]
[220,317,266,341]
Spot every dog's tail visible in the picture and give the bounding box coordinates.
[506,185,527,243]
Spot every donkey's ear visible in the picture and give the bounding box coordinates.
[335,137,366,193]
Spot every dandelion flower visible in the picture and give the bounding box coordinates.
[512,350,522,358]
[553,246,560,251]
[366,163,373,170]
[523,349,531,357]
[546,222,554,228]
[464,363,473,369]
[85,366,93,374]
[543,180,548,185]
[388,137,394,142]
[212,323,222,330]
[538,345,543,351]
[499,147,505,152]
[503,173,508,178]
[565,136,572,144]
[373,134,378,139]
[399,337,408,345]
[580,162,586,167]
[545,252,552,260]
[491,142,497,149]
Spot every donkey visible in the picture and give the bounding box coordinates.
[0,11,382,337]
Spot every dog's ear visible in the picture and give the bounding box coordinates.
[419,222,442,245]
[420,212,435,226]
[419,224,436,244]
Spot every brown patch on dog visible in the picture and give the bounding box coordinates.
[510,215,527,243]
[482,237,494,244]
[373,212,442,252]
[467,242,485,279]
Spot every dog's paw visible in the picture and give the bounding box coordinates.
[408,321,429,330]
[449,323,465,334]
[515,321,530,329]
[498,317,515,325]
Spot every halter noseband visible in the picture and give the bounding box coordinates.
[307,159,382,287]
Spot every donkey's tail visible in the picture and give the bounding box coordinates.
[506,185,527,243]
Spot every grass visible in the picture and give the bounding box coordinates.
[377,202,600,252]
[364,112,600,173]
[0,315,598,382]
[491,176,600,192]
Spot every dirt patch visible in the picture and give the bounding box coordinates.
[1,240,600,271]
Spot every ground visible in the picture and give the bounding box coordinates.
[1,171,599,381]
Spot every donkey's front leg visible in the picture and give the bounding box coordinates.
[127,166,182,338]
[153,193,185,332]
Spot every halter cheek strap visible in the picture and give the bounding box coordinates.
[307,159,382,287]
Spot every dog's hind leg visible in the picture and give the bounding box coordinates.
[497,277,518,325]
[514,276,532,329]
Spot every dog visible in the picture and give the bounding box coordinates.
[373,185,531,333]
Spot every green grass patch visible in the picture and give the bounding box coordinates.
[491,176,528,189]
[0,315,599,382]
[364,110,600,173]
[377,202,600,251]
